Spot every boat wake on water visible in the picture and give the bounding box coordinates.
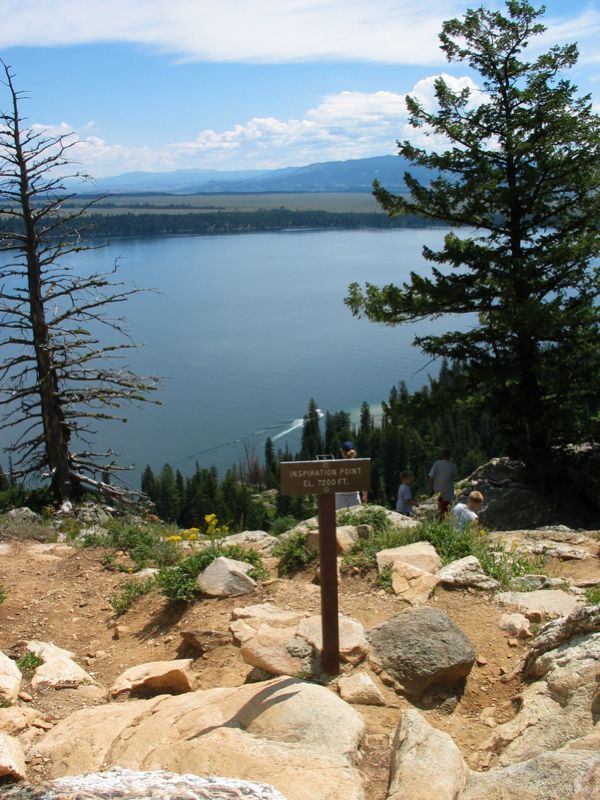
[174,410,323,464]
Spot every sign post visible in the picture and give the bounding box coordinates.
[280,458,371,676]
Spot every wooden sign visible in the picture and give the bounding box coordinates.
[280,458,370,496]
[279,457,371,677]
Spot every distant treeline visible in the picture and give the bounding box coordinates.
[0,208,444,238]
[141,361,504,530]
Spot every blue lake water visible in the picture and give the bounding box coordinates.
[2,227,468,488]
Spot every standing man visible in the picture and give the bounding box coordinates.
[428,449,458,519]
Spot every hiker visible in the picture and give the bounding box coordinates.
[396,470,415,516]
[451,490,484,529]
[335,440,366,510]
[428,449,458,518]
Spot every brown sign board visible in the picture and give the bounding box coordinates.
[280,459,371,496]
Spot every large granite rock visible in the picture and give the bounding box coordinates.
[495,590,582,619]
[462,750,600,800]
[463,457,588,530]
[376,541,442,574]
[387,710,469,800]
[482,605,600,766]
[0,767,288,799]
[438,556,500,591]
[110,660,194,698]
[389,561,440,605]
[367,607,476,695]
[0,731,26,780]
[224,531,279,555]
[26,641,96,691]
[196,556,257,597]
[28,677,365,800]
[0,652,22,705]
[232,604,368,676]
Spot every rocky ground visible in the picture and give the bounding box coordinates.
[0,504,599,800]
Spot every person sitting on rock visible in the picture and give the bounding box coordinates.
[450,490,484,529]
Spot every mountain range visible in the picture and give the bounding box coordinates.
[80,155,430,195]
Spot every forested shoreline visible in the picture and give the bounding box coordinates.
[0,208,444,238]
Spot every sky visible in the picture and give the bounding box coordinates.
[1,0,599,176]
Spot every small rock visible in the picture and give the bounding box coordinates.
[499,612,532,639]
[338,672,385,706]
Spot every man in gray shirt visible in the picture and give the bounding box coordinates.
[428,449,458,519]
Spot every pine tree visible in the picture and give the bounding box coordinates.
[346,2,600,475]
[300,398,323,459]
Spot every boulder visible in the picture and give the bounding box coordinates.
[482,606,600,765]
[376,541,442,574]
[462,458,589,530]
[495,590,582,619]
[239,624,316,677]
[527,541,590,560]
[387,710,469,800]
[307,526,358,555]
[75,503,113,527]
[338,673,385,706]
[296,615,369,665]
[510,574,566,591]
[224,531,279,554]
[197,556,257,597]
[523,604,600,678]
[0,652,21,704]
[6,508,40,524]
[0,767,288,799]
[110,660,194,698]
[179,629,231,653]
[234,606,368,675]
[28,678,365,800]
[390,561,440,605]
[437,556,500,591]
[462,750,600,800]
[0,731,26,780]
[367,607,476,695]
[26,641,95,690]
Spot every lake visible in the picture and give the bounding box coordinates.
[1,228,466,489]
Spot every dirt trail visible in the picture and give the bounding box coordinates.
[1,535,598,798]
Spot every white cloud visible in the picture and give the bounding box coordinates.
[0,0,466,64]
[48,73,479,173]
[1,1,597,64]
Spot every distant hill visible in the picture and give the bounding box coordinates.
[79,155,430,195]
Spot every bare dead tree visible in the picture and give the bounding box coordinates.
[0,63,160,508]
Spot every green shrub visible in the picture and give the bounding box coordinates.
[584,584,600,606]
[110,577,157,616]
[81,519,182,571]
[375,564,394,593]
[0,581,5,604]
[16,652,43,675]
[268,515,301,536]
[156,543,268,602]
[273,532,317,576]
[415,519,481,564]
[0,484,54,513]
